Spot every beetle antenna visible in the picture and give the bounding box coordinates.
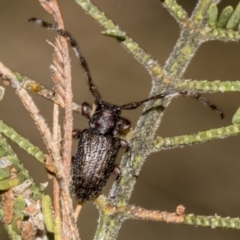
[28,18,223,119]
[28,18,102,101]
[120,92,170,110]
[121,91,224,119]
[185,92,224,119]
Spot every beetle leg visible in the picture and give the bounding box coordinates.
[81,102,92,119]
[117,117,131,135]
[74,203,82,221]
[109,165,121,200]
[112,164,121,181]
[72,129,81,139]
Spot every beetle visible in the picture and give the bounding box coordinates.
[28,18,223,203]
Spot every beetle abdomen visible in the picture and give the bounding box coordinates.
[71,129,120,202]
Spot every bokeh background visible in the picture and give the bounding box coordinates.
[0,0,240,239]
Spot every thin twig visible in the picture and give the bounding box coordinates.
[0,120,45,163]
[48,38,66,100]
[123,205,185,223]
[38,1,78,239]
[0,58,78,239]
[154,124,240,151]
[74,203,83,221]
[49,0,73,183]
[40,0,73,181]
[95,196,185,223]
[177,80,240,93]
[52,103,60,145]
[52,103,62,239]
[0,62,61,169]
[0,71,82,113]
[53,177,62,239]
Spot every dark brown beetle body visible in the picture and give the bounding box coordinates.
[71,102,130,202]
[72,129,121,202]
[29,18,224,203]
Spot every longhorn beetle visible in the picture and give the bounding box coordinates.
[29,18,223,203]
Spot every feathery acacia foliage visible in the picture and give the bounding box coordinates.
[1,0,240,239]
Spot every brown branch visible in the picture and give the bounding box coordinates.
[0,62,61,169]
[52,103,62,239]
[0,59,78,240]
[74,203,83,220]
[48,0,73,183]
[40,0,73,181]
[47,39,65,98]
[52,103,60,146]
[95,196,185,223]
[2,189,14,224]
[38,1,79,239]
[0,61,68,238]
[1,71,83,114]
[124,205,185,223]
[53,177,62,239]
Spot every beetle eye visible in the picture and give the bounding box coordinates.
[114,107,120,113]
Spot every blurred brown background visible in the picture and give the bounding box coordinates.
[0,0,240,239]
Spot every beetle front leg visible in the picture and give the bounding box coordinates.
[117,117,131,135]
[72,102,92,139]
[81,102,92,118]
[72,129,81,139]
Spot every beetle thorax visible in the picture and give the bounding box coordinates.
[89,103,121,135]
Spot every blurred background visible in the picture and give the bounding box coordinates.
[0,0,240,239]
